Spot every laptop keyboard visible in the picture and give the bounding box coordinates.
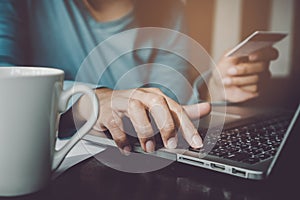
[189,113,292,165]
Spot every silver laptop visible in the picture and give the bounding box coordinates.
[82,99,299,180]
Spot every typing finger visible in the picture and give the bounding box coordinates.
[141,88,205,148]
[183,102,211,120]
[127,98,156,152]
[132,89,177,150]
[103,111,131,155]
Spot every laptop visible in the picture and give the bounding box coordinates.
[80,26,300,179]
[82,88,299,180]
[80,27,300,179]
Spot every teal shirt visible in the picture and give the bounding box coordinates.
[0,0,197,103]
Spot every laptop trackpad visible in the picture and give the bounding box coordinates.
[197,106,262,129]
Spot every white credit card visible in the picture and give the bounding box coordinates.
[226,31,287,57]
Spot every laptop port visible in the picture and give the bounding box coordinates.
[232,168,246,177]
[211,163,225,171]
[178,156,205,166]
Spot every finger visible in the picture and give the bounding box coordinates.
[127,99,156,152]
[171,103,203,148]
[240,85,258,93]
[160,96,203,148]
[222,75,259,86]
[103,112,131,154]
[249,47,279,62]
[183,102,211,120]
[227,62,268,76]
[132,90,177,150]
[142,88,204,148]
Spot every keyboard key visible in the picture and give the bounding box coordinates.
[223,152,250,161]
[258,153,272,160]
[189,112,291,164]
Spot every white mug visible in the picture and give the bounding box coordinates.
[0,67,98,196]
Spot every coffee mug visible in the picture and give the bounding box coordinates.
[0,67,98,196]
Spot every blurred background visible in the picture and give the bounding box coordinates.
[184,0,298,78]
[184,0,299,106]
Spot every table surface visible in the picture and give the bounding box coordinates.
[1,98,299,200]
[0,138,298,200]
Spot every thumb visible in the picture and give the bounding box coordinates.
[183,102,211,120]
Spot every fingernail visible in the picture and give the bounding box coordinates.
[167,137,177,149]
[227,67,237,75]
[122,145,131,156]
[192,135,203,148]
[145,140,155,153]
[222,77,232,85]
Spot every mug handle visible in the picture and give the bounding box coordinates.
[52,84,99,171]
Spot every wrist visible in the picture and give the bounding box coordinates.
[206,75,226,102]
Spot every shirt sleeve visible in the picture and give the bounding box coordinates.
[0,0,27,66]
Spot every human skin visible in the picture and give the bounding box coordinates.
[76,0,279,153]
[74,87,212,153]
[205,47,279,102]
